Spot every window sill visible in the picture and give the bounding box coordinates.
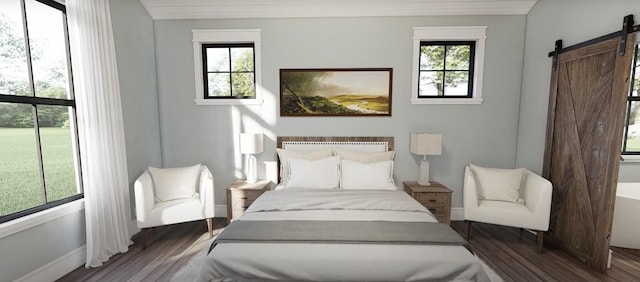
[0,199,85,239]
[411,97,483,105]
[195,98,264,106]
[621,155,640,163]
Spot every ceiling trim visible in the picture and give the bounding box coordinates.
[139,0,538,20]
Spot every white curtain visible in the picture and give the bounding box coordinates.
[67,0,132,268]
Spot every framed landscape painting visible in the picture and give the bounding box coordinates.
[279,68,392,116]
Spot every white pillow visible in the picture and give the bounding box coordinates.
[276,148,334,185]
[340,160,397,190]
[285,156,340,189]
[148,164,201,202]
[469,164,525,203]
[335,148,395,163]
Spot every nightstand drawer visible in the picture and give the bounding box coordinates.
[424,205,445,216]
[403,181,452,225]
[230,190,261,201]
[230,208,248,219]
[415,193,446,205]
[231,198,256,209]
[226,180,271,224]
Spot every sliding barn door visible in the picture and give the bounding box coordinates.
[543,34,636,272]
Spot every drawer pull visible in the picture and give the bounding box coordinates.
[428,199,436,202]
[428,208,436,212]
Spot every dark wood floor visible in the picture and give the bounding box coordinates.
[450,221,640,281]
[58,218,227,282]
[58,219,640,281]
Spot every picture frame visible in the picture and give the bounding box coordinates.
[279,68,392,116]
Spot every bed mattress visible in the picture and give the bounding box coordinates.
[198,189,490,282]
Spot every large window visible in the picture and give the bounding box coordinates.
[622,42,640,155]
[192,29,263,105]
[0,0,82,224]
[411,26,486,105]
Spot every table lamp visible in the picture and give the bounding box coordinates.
[410,133,442,185]
[240,133,264,183]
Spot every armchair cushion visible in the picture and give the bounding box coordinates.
[148,164,201,201]
[469,164,525,203]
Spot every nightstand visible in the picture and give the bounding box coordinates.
[226,179,270,224]
[403,181,452,224]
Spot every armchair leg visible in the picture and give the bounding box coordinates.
[141,228,150,250]
[206,218,213,238]
[536,231,544,253]
[465,221,472,240]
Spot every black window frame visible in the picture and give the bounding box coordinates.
[201,43,256,99]
[0,0,83,224]
[417,41,476,99]
[622,43,640,155]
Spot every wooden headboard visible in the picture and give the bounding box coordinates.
[275,136,394,184]
[277,136,394,151]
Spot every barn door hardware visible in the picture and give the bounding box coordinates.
[549,15,639,62]
[550,40,562,71]
[619,15,634,56]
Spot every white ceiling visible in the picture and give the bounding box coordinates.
[139,0,538,20]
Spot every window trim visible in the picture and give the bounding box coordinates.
[411,26,486,105]
[0,199,84,239]
[192,29,263,106]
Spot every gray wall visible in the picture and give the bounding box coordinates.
[153,15,527,207]
[515,0,640,182]
[111,0,163,219]
[0,0,159,280]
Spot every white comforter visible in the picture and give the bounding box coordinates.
[198,189,490,282]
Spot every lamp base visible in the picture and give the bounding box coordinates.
[246,155,257,183]
[417,159,431,186]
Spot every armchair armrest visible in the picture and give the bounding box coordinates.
[463,166,481,219]
[198,165,215,218]
[134,170,156,227]
[521,170,553,230]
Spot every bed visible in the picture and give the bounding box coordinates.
[198,136,490,282]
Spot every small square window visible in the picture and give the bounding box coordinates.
[192,29,262,105]
[411,26,486,105]
[202,44,256,99]
[418,41,475,98]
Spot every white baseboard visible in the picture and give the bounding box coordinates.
[451,207,464,221]
[16,245,86,282]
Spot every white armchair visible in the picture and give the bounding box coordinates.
[134,164,215,249]
[463,165,552,252]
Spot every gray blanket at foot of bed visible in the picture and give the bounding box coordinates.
[209,220,467,253]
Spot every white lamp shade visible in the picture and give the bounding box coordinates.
[240,133,264,154]
[410,133,442,155]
